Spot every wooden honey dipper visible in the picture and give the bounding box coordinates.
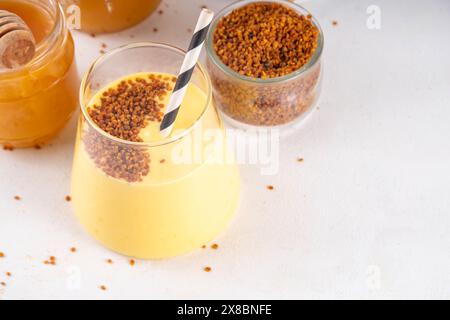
[0,10,36,69]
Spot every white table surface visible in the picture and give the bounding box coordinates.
[1,0,449,300]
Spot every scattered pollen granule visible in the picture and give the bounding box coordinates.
[44,256,57,265]
[70,247,77,253]
[34,144,42,150]
[100,285,107,291]
[14,196,21,201]
[267,185,275,191]
[211,244,219,250]
[6,272,11,277]
[332,20,338,26]
[204,267,212,273]
[3,145,14,151]
[0,282,6,287]
[0,252,5,258]
[297,158,304,163]
[106,259,113,264]
[65,195,72,202]
[201,245,207,249]
[129,259,136,266]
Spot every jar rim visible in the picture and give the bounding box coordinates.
[79,42,214,148]
[205,0,324,84]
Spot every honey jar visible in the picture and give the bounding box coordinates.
[62,0,161,33]
[0,0,78,148]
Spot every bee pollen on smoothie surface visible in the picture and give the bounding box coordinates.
[84,75,172,183]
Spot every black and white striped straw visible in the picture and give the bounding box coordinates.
[160,9,214,137]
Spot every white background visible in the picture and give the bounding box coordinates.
[1,0,449,300]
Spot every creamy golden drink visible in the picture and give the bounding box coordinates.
[71,72,240,259]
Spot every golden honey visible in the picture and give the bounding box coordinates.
[63,0,161,33]
[0,0,78,148]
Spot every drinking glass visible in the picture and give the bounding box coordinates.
[71,43,241,259]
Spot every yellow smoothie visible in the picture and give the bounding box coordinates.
[71,73,240,259]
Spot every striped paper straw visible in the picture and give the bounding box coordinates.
[160,9,214,137]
